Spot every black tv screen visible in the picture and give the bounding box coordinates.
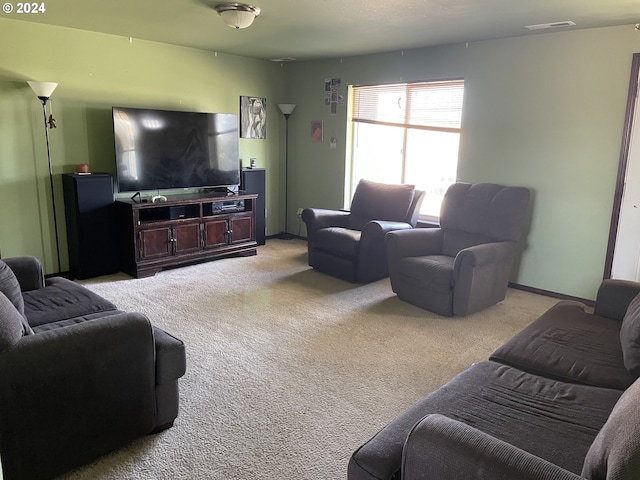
[112,107,240,193]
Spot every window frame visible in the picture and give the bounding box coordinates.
[346,78,465,221]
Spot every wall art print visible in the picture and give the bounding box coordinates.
[240,96,266,139]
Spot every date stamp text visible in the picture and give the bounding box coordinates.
[3,3,46,14]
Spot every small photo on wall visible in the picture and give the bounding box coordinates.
[240,96,266,139]
[311,120,323,142]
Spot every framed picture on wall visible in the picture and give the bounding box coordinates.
[240,96,266,139]
[311,120,323,141]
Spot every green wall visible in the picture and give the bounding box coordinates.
[1,16,638,300]
[0,17,289,274]
[285,26,638,300]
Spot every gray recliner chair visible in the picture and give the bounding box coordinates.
[386,182,531,316]
[302,179,425,283]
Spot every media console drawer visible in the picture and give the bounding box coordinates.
[115,192,258,278]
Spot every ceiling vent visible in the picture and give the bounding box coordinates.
[525,21,576,31]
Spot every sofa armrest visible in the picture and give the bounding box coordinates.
[402,414,584,480]
[3,256,45,291]
[594,279,640,321]
[0,312,157,480]
[386,228,444,261]
[301,208,351,236]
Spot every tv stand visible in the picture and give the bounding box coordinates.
[115,191,258,278]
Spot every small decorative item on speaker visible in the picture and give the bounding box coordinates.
[75,163,90,174]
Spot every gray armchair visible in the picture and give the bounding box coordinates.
[386,182,530,316]
[302,179,425,283]
[0,256,186,479]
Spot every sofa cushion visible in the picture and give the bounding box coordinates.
[349,180,415,230]
[348,361,621,480]
[0,291,25,351]
[582,377,640,480]
[22,277,117,327]
[0,260,25,315]
[490,301,635,390]
[620,292,640,378]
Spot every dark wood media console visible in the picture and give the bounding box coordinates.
[115,191,258,278]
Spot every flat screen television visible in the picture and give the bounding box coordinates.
[112,106,240,193]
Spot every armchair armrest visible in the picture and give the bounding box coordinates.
[594,279,640,321]
[402,414,583,480]
[0,312,157,480]
[301,208,351,236]
[3,256,45,291]
[362,220,413,240]
[386,228,444,261]
[454,241,517,272]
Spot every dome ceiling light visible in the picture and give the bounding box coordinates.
[214,3,261,30]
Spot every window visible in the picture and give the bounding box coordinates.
[348,79,464,220]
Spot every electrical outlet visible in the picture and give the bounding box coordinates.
[297,208,303,216]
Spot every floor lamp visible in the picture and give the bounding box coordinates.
[28,81,61,274]
[277,103,296,240]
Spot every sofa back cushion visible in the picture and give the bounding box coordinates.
[620,292,640,378]
[0,260,24,315]
[349,179,415,230]
[582,377,640,479]
[0,291,26,351]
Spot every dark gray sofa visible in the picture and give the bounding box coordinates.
[0,256,186,480]
[348,279,640,480]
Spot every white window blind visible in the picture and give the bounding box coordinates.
[352,80,464,132]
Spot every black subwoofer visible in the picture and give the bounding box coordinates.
[62,173,119,279]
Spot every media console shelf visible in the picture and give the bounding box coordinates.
[115,191,258,278]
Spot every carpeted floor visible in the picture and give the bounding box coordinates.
[62,239,558,479]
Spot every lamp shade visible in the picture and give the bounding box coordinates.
[215,4,260,29]
[27,81,58,99]
[278,104,296,115]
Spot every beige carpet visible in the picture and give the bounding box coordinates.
[61,239,558,479]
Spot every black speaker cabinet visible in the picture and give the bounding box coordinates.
[62,173,119,279]
[240,168,265,245]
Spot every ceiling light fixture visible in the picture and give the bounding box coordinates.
[214,3,261,30]
[525,21,576,31]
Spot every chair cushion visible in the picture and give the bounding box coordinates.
[349,180,415,229]
[620,293,640,378]
[582,377,640,480]
[0,291,26,351]
[491,301,635,390]
[153,326,187,384]
[439,183,530,243]
[313,227,361,258]
[0,260,25,315]
[397,255,454,294]
[22,277,117,327]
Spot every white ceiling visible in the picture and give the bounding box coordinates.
[6,0,640,61]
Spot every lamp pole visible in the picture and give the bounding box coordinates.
[28,82,60,274]
[277,103,296,240]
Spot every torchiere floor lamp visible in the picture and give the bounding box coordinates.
[28,81,61,274]
[277,103,296,240]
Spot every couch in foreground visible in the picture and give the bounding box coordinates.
[0,256,187,480]
[348,279,640,479]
